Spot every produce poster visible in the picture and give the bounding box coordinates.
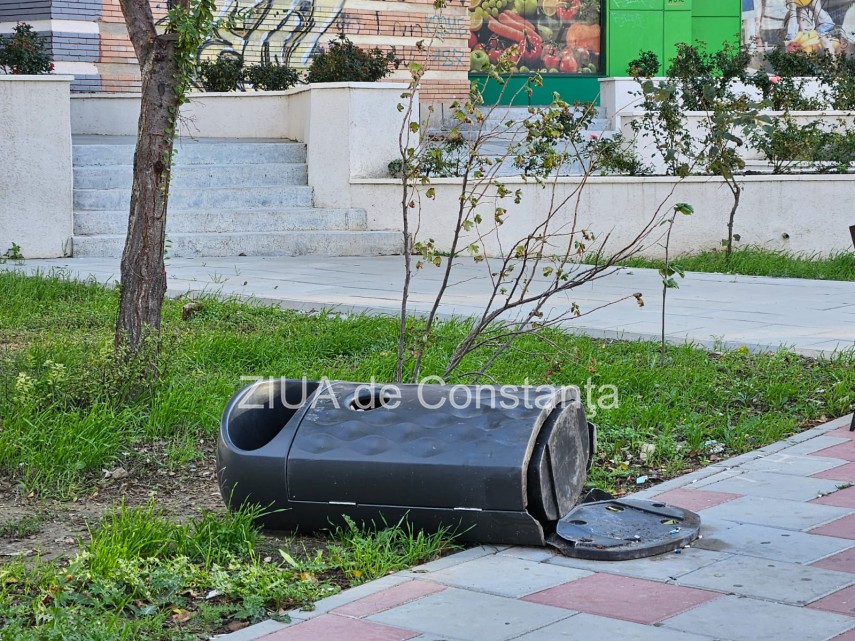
[742,0,855,57]
[468,0,602,74]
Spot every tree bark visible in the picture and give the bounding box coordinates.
[115,0,184,353]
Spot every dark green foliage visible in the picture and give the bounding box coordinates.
[243,62,302,91]
[627,50,660,78]
[588,133,652,176]
[307,34,399,83]
[666,41,752,111]
[0,23,53,75]
[196,54,244,92]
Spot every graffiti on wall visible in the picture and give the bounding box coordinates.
[182,0,469,72]
[195,0,346,67]
[743,0,855,56]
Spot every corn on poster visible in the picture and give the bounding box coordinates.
[743,0,855,55]
[468,0,601,75]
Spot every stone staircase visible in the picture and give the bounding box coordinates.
[71,137,401,258]
[430,106,617,177]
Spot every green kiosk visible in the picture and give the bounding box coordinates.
[469,0,742,105]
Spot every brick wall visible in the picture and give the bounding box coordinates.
[0,0,51,21]
[1,0,469,103]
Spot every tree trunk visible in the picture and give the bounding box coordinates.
[115,0,183,353]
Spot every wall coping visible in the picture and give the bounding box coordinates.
[69,81,412,100]
[0,75,73,83]
[351,173,855,185]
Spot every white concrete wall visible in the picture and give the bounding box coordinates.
[297,82,415,208]
[0,76,73,259]
[71,91,296,138]
[351,174,855,259]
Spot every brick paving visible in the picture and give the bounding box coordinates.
[214,414,855,641]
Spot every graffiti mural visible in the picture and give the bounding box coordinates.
[196,0,346,67]
[743,0,855,56]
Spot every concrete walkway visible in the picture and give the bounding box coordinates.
[2,255,854,356]
[223,414,855,641]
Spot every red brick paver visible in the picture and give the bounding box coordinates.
[811,443,855,462]
[812,547,855,574]
[652,487,742,512]
[807,585,855,617]
[522,573,721,625]
[813,487,855,509]
[332,581,446,618]
[813,463,855,483]
[810,515,855,540]
[263,615,418,641]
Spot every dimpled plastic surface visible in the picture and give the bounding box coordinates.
[288,383,557,511]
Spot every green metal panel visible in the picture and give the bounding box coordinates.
[692,0,740,17]
[608,0,663,10]
[664,0,691,11]
[664,9,692,64]
[607,10,664,76]
[691,16,740,49]
[476,75,602,106]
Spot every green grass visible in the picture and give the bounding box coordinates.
[0,502,456,641]
[610,247,855,281]
[0,268,852,496]
[327,515,459,584]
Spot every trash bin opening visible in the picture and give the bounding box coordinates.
[227,379,321,451]
[347,390,392,411]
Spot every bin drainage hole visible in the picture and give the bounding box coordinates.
[605,505,625,512]
[651,503,665,507]
[349,391,392,411]
[569,519,587,525]
[661,519,678,525]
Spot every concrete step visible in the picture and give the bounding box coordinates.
[73,163,308,190]
[73,185,314,211]
[72,141,307,167]
[74,208,368,235]
[72,230,403,258]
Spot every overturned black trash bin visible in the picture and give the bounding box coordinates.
[217,378,595,546]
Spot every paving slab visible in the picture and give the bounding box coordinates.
[690,522,855,564]
[547,547,732,582]
[700,470,845,502]
[701,495,853,530]
[814,487,855,509]
[366,588,573,641]
[676,555,855,605]
[739,453,851,477]
[661,595,855,641]
[512,612,716,641]
[813,547,855,574]
[813,462,855,483]
[808,584,855,617]
[651,487,743,512]
[409,554,592,598]
[810,514,855,540]
[521,573,722,624]
[261,614,418,641]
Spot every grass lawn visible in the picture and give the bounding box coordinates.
[0,268,853,639]
[606,247,855,281]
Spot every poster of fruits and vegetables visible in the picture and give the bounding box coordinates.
[469,0,602,74]
[743,0,855,57]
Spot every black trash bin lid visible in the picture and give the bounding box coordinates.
[548,498,701,561]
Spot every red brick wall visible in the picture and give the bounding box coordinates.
[92,0,468,103]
